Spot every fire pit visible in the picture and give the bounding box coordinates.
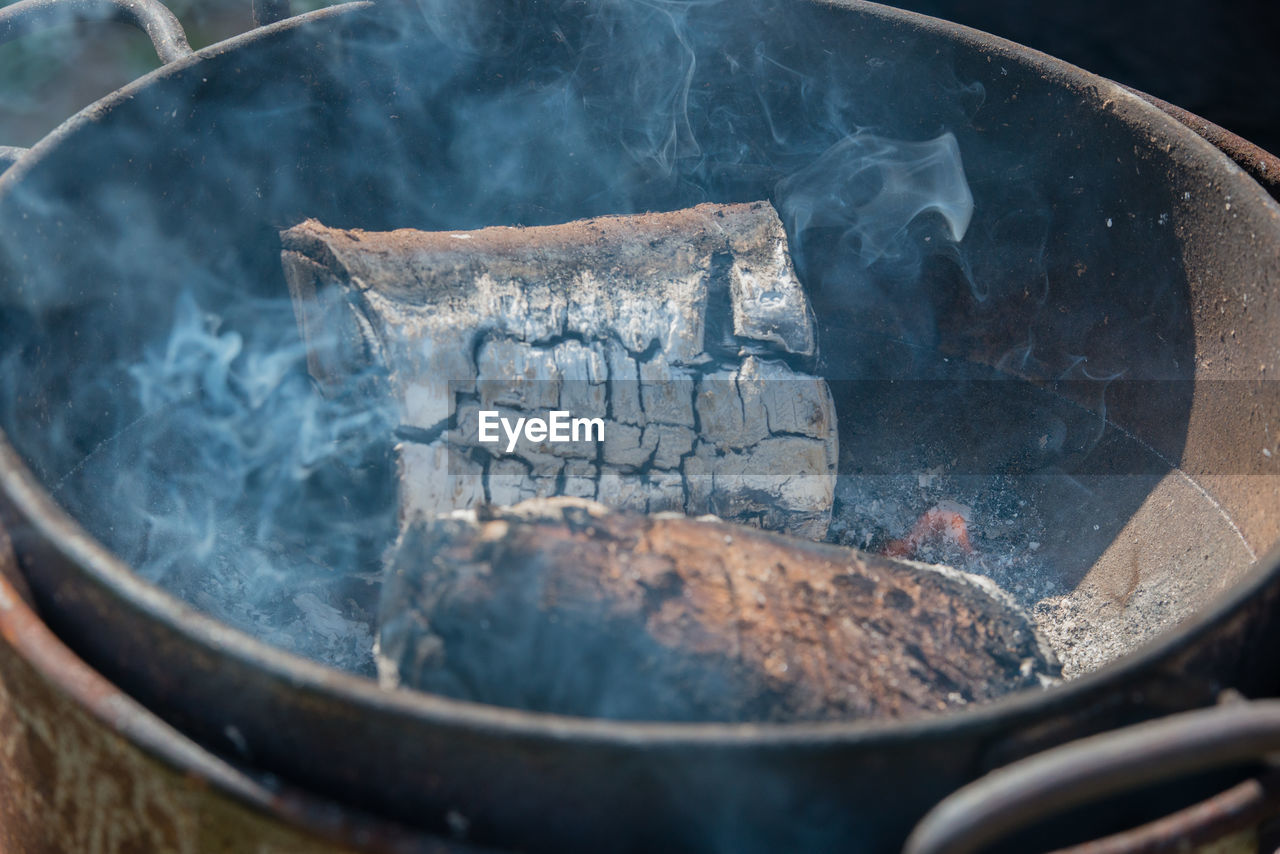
[1,0,1279,851]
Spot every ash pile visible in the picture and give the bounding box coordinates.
[282,201,1058,723]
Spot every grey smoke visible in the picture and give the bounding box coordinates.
[777,131,973,267]
[1,0,986,674]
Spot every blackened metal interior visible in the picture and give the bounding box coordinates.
[0,1,1278,851]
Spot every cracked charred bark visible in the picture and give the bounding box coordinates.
[281,202,837,539]
[282,206,1059,721]
[375,498,1060,722]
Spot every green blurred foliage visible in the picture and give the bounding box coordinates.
[0,0,340,147]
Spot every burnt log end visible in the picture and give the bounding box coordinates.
[377,498,1059,723]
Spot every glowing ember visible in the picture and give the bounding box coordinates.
[884,501,975,560]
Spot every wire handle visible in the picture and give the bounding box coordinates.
[0,0,195,170]
[905,700,1280,854]
[0,0,193,61]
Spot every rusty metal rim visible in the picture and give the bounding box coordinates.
[1,0,1279,751]
[1123,84,1280,202]
[0,527,475,854]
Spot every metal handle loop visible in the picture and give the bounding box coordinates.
[904,700,1280,854]
[0,0,194,170]
[0,0,193,63]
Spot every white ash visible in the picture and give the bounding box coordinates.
[282,202,837,539]
[829,467,1254,679]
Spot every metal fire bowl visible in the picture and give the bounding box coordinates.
[1,1,1280,852]
[0,521,479,853]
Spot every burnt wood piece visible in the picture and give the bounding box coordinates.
[280,202,837,539]
[376,498,1059,723]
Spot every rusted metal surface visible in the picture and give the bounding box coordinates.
[1125,85,1280,203]
[0,519,486,854]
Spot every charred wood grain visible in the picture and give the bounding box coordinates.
[376,498,1059,723]
[281,202,837,539]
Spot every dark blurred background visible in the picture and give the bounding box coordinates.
[1,0,1279,156]
[893,0,1280,156]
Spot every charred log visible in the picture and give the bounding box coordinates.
[376,498,1059,723]
[281,202,837,539]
